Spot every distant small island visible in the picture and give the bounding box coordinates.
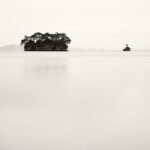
[21,32,71,51]
[123,44,131,52]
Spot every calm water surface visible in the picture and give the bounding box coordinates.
[0,52,150,150]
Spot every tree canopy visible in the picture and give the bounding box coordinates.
[21,32,71,51]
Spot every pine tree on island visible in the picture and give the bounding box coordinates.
[21,32,71,51]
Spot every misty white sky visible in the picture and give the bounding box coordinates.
[0,0,150,49]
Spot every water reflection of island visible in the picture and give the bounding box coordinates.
[24,58,69,85]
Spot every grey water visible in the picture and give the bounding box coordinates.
[0,52,150,150]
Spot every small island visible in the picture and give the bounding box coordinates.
[21,32,71,51]
[123,44,131,52]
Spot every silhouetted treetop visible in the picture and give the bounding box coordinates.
[21,32,71,51]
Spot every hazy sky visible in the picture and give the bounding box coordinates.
[0,0,150,49]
